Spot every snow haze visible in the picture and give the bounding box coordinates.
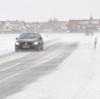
[0,0,100,21]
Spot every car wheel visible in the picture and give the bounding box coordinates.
[15,46,20,52]
[41,45,43,51]
[37,46,41,51]
[36,45,43,51]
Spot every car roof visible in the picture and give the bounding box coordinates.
[19,33,41,38]
[21,33,39,35]
[20,33,40,36]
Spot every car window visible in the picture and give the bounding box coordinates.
[19,33,40,39]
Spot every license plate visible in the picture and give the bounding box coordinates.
[22,45,30,48]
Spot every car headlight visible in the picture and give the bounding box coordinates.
[15,42,20,45]
[33,42,38,45]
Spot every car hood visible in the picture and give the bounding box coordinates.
[17,38,38,42]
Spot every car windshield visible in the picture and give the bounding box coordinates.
[19,33,40,39]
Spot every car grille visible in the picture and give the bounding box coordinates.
[20,42,32,46]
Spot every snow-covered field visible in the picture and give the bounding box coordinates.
[0,33,100,99]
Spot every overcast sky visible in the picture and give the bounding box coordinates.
[0,0,100,21]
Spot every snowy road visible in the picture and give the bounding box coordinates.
[0,33,78,99]
[3,33,100,99]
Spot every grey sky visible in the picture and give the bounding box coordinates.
[0,0,99,21]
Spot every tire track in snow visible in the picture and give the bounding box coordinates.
[0,38,58,66]
[0,41,78,99]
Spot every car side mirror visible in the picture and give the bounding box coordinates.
[16,38,18,40]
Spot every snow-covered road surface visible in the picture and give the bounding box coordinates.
[0,33,100,99]
[4,33,100,99]
[0,33,78,99]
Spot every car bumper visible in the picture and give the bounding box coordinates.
[15,44,40,49]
